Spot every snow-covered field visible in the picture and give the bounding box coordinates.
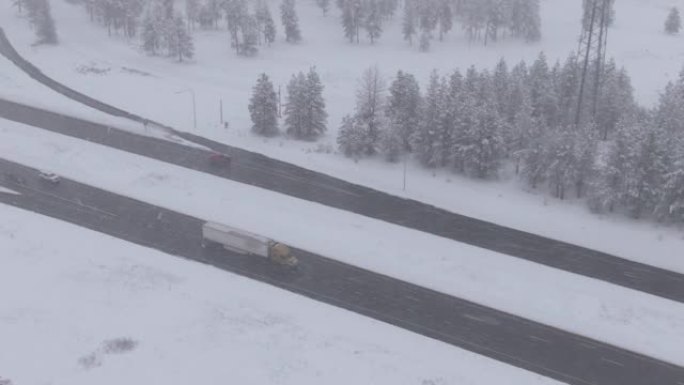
[0,52,205,149]
[3,118,684,366]
[0,203,564,385]
[0,186,19,194]
[2,0,684,274]
[0,51,139,132]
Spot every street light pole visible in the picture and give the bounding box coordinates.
[403,152,408,191]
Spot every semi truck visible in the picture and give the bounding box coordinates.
[201,222,298,268]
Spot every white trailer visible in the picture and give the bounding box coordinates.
[201,222,298,267]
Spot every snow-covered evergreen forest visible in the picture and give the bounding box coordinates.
[47,0,543,58]
[254,52,684,224]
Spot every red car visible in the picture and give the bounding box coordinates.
[209,152,231,168]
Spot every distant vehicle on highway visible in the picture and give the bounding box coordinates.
[209,152,231,168]
[38,171,61,184]
[201,222,298,268]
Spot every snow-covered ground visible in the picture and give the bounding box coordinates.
[0,51,139,132]
[0,52,204,149]
[2,118,684,366]
[0,203,564,385]
[0,186,19,195]
[2,0,684,274]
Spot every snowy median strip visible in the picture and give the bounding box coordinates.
[0,186,19,195]
[0,204,560,385]
[2,119,684,366]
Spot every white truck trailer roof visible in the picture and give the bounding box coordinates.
[202,222,271,257]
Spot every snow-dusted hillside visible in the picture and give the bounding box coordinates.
[0,203,564,385]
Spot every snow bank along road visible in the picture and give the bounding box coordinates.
[1,98,683,305]
[1,158,684,385]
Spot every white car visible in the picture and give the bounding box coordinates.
[39,171,61,184]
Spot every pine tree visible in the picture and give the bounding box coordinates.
[316,0,331,16]
[440,70,463,167]
[36,0,58,45]
[380,122,404,162]
[521,130,549,189]
[665,7,681,35]
[625,127,670,218]
[186,0,199,30]
[263,13,277,44]
[303,67,328,139]
[591,123,670,218]
[572,126,598,198]
[280,0,302,43]
[142,14,161,54]
[413,70,444,167]
[256,1,277,45]
[509,81,538,173]
[511,0,541,42]
[415,0,437,50]
[657,143,684,222]
[528,52,559,128]
[655,70,684,134]
[451,92,479,173]
[338,115,367,158]
[544,130,577,199]
[402,0,417,45]
[167,15,194,62]
[249,73,279,136]
[596,62,636,139]
[437,0,452,41]
[589,122,634,212]
[484,0,505,45]
[462,101,505,179]
[378,0,398,19]
[556,55,580,126]
[284,68,327,140]
[238,14,259,56]
[492,58,510,117]
[124,0,145,38]
[284,72,307,138]
[341,0,362,43]
[197,0,221,29]
[26,0,58,45]
[386,70,422,153]
[364,0,383,43]
[224,0,248,53]
[354,66,387,155]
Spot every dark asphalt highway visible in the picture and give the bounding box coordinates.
[2,158,684,385]
[1,99,683,305]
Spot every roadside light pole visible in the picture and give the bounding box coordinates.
[176,88,196,130]
[403,152,408,191]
